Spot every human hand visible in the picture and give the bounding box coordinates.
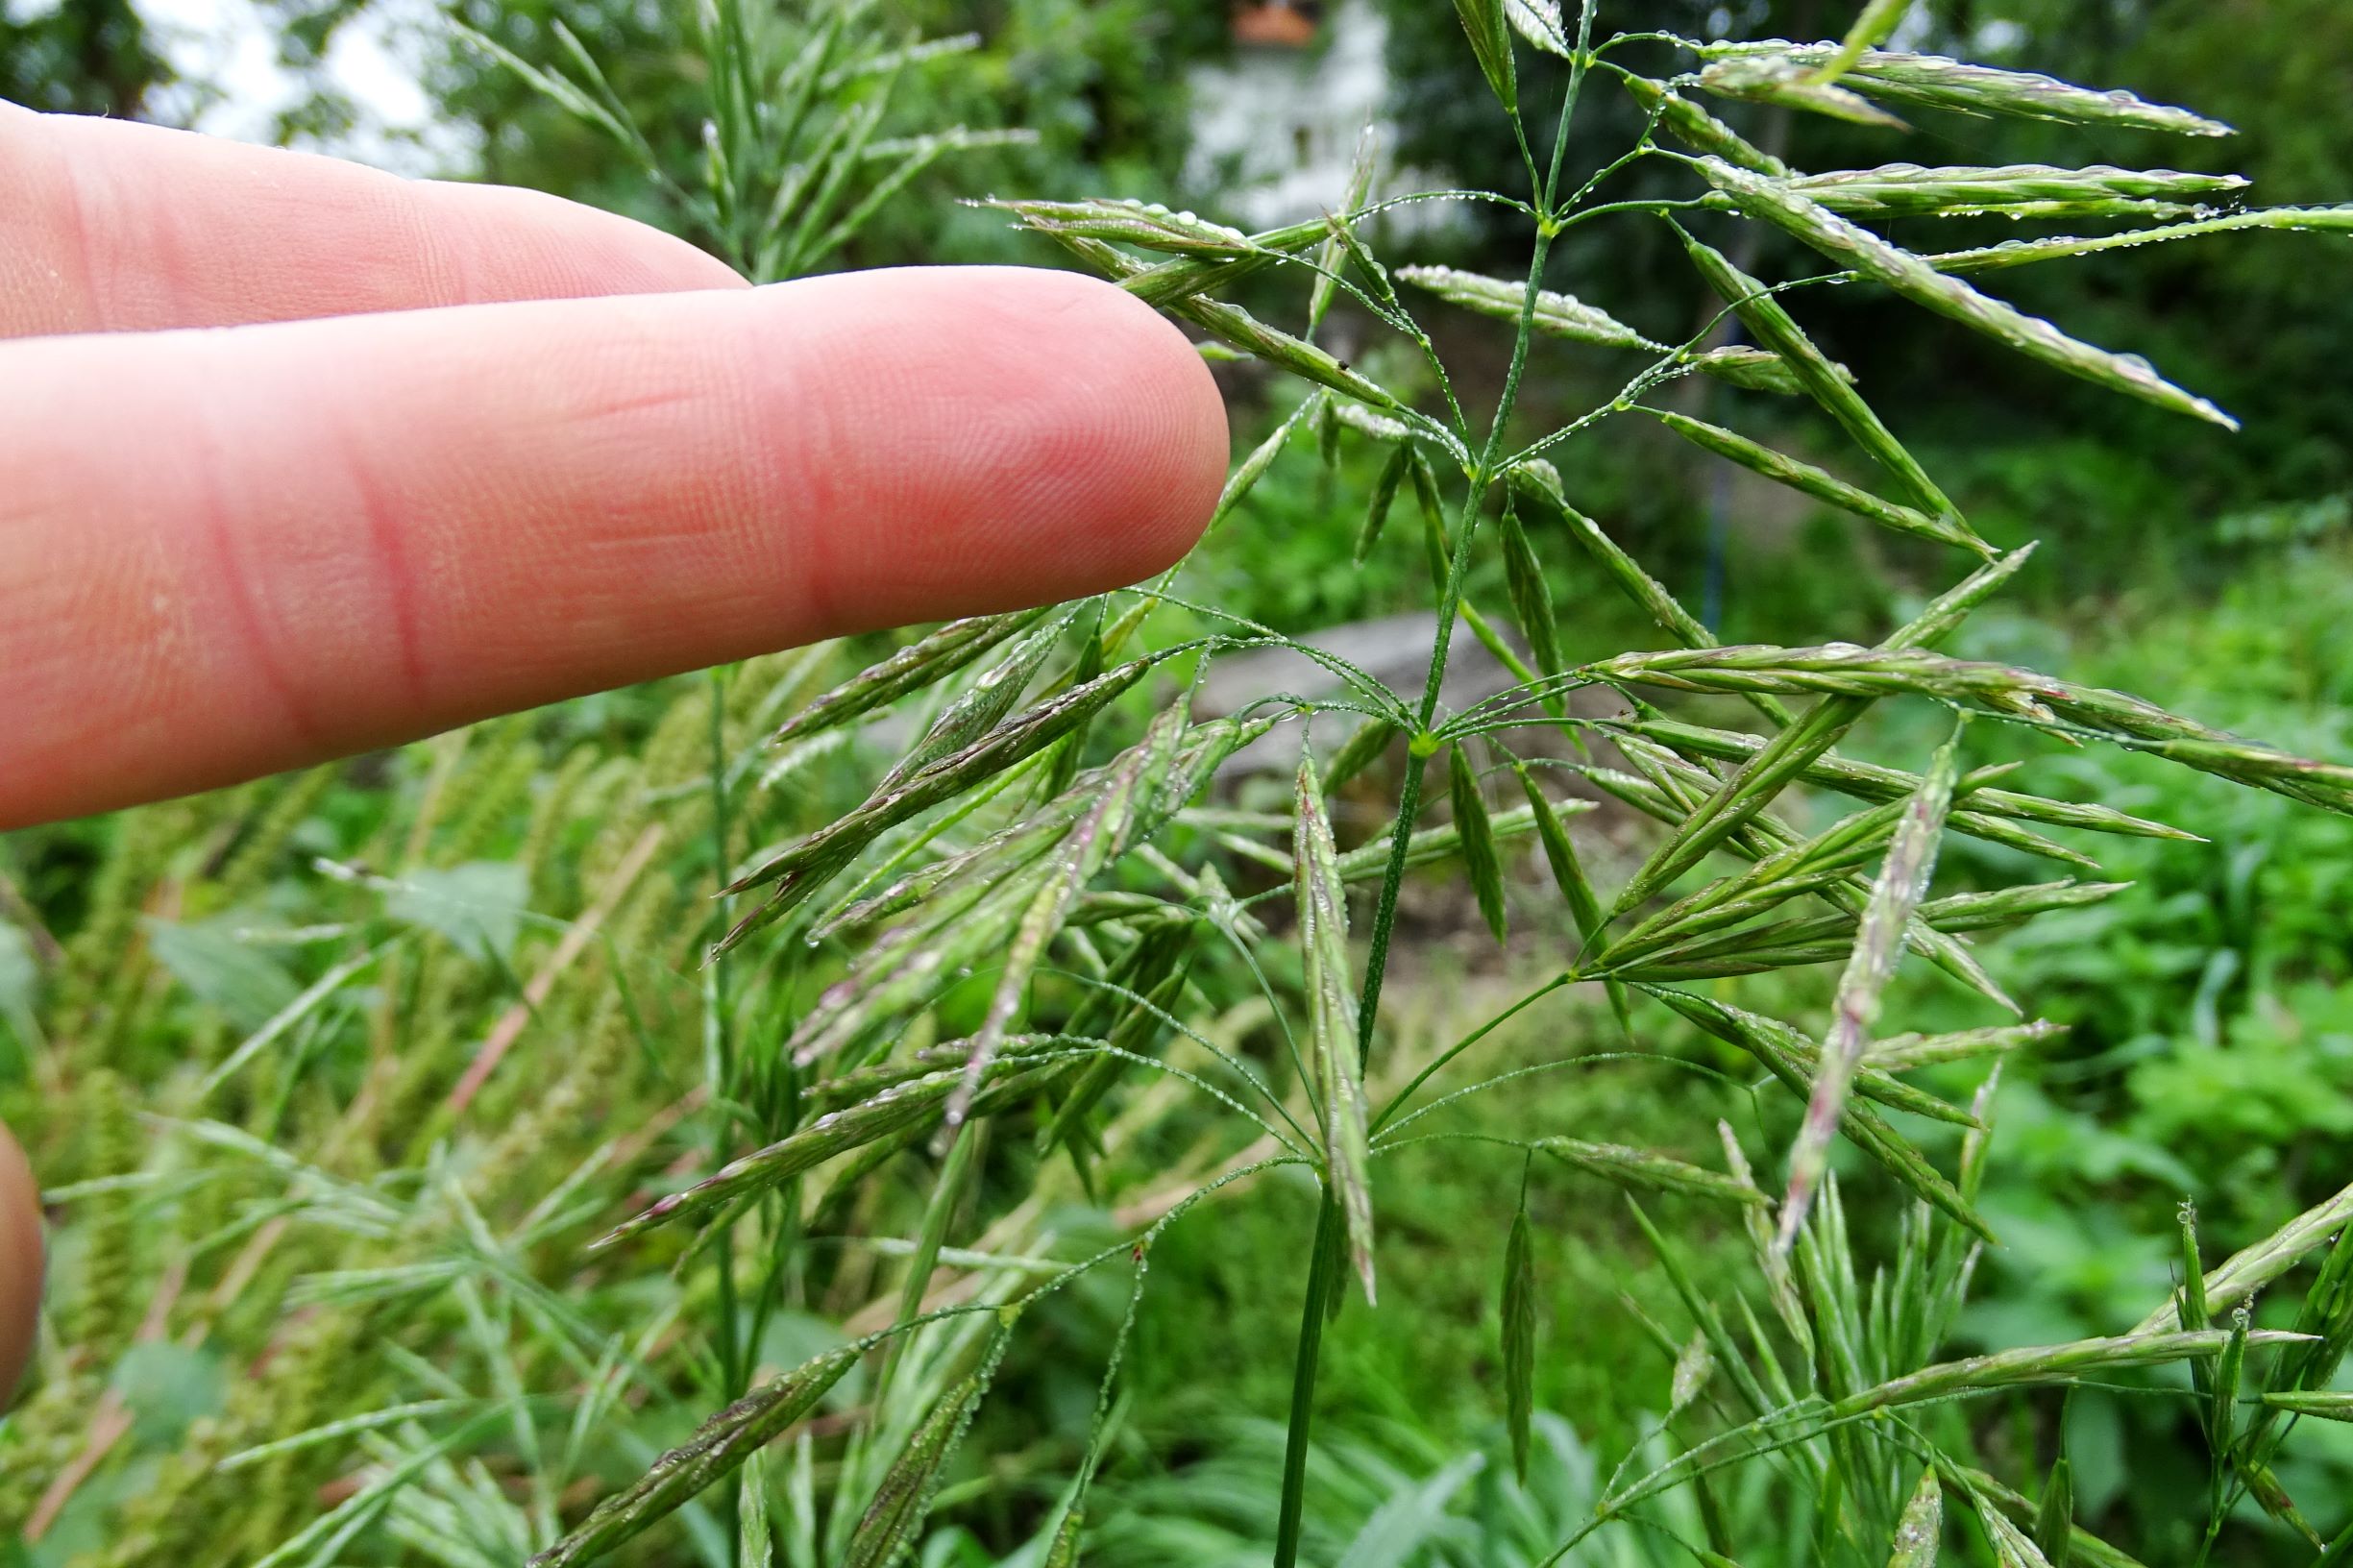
[0,104,1228,1399]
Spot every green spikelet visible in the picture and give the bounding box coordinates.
[521,744,601,897]
[437,717,543,867]
[61,1068,143,1364]
[212,765,338,907]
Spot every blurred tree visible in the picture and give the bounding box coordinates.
[0,0,172,117]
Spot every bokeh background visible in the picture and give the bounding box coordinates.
[6,1,2353,1561]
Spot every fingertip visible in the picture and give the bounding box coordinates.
[0,1119,38,1405]
[994,267,1229,583]
[752,266,1229,631]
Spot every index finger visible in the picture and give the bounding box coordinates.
[0,265,1229,827]
[0,103,745,336]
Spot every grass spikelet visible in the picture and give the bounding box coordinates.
[1296,748,1376,1303]
[1448,744,1508,943]
[723,650,1178,928]
[1537,1137,1769,1207]
[1215,395,1323,529]
[1695,158,2238,428]
[1698,54,1911,130]
[1679,343,1826,397]
[982,197,1255,257]
[1701,40,2235,136]
[1647,985,1992,1239]
[530,1345,861,1567]
[942,707,1173,1135]
[1497,500,1564,678]
[1784,162,2246,220]
[1501,1189,1536,1481]
[1777,725,1964,1253]
[2036,1456,2076,1568]
[1398,264,1648,350]
[1680,231,1957,516]
[1452,0,1516,113]
[1516,764,1629,1035]
[774,609,1046,745]
[874,602,1082,792]
[844,1335,1007,1568]
[1890,1466,1943,1566]
[1648,406,1992,556]
[1616,71,1789,175]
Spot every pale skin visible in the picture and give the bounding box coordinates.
[0,105,1230,1400]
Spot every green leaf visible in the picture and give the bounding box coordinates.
[141,917,301,1033]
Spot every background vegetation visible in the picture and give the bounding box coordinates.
[5,1,2353,1563]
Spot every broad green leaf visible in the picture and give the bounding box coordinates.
[142,916,301,1033]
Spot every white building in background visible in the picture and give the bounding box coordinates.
[1185,0,1464,236]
